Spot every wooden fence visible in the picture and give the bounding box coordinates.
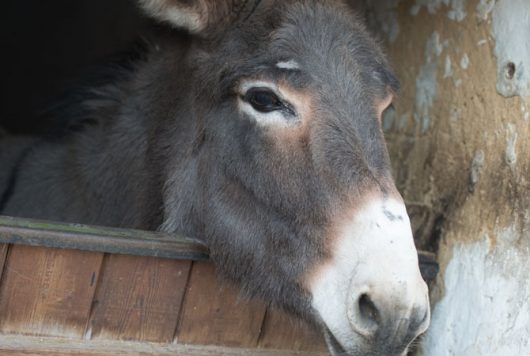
[0,216,437,355]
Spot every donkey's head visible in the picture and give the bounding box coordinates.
[140,0,429,354]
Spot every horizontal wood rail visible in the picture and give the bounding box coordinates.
[0,215,438,281]
[0,216,208,261]
[0,334,326,356]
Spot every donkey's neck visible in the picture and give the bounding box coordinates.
[88,62,201,234]
[4,35,203,235]
[122,45,202,236]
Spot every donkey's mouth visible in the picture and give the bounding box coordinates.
[323,326,414,356]
[323,327,350,356]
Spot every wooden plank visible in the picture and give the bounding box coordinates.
[0,243,8,280]
[87,254,191,342]
[418,250,439,282]
[0,216,436,281]
[0,216,208,261]
[176,261,267,348]
[258,308,327,351]
[0,245,104,337]
[0,334,327,356]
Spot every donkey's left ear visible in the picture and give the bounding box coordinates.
[138,0,245,37]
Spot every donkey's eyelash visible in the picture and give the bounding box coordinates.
[238,80,279,95]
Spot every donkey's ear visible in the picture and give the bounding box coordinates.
[138,0,243,36]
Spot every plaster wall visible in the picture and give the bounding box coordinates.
[361,1,530,355]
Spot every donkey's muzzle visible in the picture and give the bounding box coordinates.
[310,197,430,355]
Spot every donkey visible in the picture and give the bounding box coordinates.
[0,0,430,354]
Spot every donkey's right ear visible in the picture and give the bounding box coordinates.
[138,0,239,37]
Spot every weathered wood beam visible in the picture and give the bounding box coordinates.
[0,216,209,261]
[0,334,326,356]
[0,215,438,281]
[417,250,439,282]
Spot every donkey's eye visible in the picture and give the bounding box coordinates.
[243,88,283,113]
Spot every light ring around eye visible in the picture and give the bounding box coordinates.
[237,80,298,126]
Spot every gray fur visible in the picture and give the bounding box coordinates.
[0,1,406,354]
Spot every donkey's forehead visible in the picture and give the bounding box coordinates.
[270,2,369,53]
[232,0,390,94]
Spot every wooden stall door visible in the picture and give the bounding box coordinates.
[87,255,191,342]
[0,219,328,353]
[0,245,103,337]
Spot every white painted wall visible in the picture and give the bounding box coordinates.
[422,223,530,355]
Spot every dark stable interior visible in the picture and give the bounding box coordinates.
[0,1,370,135]
[0,0,149,135]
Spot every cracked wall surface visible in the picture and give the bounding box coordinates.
[358,0,530,354]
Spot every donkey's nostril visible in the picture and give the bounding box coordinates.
[358,293,379,324]
[349,290,430,344]
[348,293,380,338]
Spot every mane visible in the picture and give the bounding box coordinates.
[38,40,151,141]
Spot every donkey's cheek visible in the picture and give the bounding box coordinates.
[307,199,430,353]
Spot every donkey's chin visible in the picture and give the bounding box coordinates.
[322,327,412,356]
